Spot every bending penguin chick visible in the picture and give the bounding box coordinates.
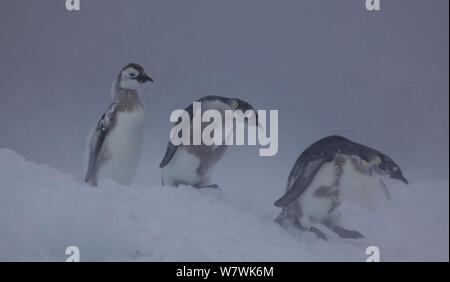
[84,63,153,186]
[274,135,408,240]
[160,95,259,188]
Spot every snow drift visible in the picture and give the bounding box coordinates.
[0,148,448,261]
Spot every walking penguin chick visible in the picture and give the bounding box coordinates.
[84,63,153,186]
[274,135,408,240]
[160,95,259,188]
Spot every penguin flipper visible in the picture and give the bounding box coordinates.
[274,158,326,207]
[378,179,391,200]
[159,142,178,168]
[84,130,106,185]
[84,102,117,185]
[159,102,197,168]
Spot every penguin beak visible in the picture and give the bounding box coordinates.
[138,74,153,83]
[400,175,409,185]
[395,174,409,185]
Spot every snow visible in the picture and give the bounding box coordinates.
[0,148,448,261]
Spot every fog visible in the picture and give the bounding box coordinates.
[0,0,448,191]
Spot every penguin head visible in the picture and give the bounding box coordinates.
[229,98,262,129]
[118,63,153,90]
[375,154,408,185]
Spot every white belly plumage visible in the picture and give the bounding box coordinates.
[298,162,337,224]
[162,147,203,186]
[339,160,386,211]
[98,109,145,185]
[297,157,383,228]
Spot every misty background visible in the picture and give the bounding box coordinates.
[0,0,448,194]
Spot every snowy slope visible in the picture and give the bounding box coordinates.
[0,148,448,261]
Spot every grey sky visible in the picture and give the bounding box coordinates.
[0,0,448,189]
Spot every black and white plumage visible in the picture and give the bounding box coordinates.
[160,95,259,188]
[84,63,153,186]
[274,135,408,240]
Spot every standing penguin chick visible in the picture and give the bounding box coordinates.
[84,63,153,186]
[160,95,259,188]
[274,135,408,240]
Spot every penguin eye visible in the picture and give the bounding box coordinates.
[130,73,137,78]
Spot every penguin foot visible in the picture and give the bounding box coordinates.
[85,179,98,187]
[192,184,219,189]
[291,218,328,240]
[274,213,296,227]
[274,214,285,225]
[332,226,365,239]
[310,226,328,241]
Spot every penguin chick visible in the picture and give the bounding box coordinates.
[84,63,153,186]
[274,135,408,240]
[159,95,259,188]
